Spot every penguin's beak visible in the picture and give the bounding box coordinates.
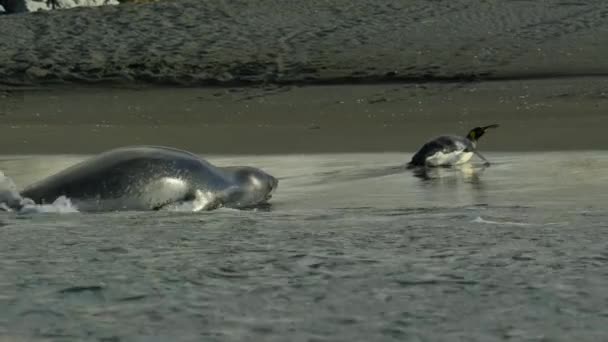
[482,124,500,131]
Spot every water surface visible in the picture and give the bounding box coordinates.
[1,152,607,341]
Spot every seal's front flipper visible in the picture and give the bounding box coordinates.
[199,190,224,211]
[155,189,224,212]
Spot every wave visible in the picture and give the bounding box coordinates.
[1,0,607,87]
[472,216,564,227]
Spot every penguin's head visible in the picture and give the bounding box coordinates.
[466,124,499,142]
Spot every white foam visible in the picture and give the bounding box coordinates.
[472,216,534,227]
[19,196,79,214]
[0,171,23,209]
[0,171,79,214]
[473,216,565,227]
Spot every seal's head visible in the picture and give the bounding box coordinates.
[220,166,278,208]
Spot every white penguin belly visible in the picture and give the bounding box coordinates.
[425,151,473,166]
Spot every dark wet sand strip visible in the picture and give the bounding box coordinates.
[1,77,607,154]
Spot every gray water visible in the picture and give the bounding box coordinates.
[1,152,608,341]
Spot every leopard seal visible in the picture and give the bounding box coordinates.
[18,145,278,212]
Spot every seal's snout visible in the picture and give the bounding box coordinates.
[226,166,278,206]
[263,176,278,201]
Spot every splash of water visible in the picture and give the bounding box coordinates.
[160,189,221,212]
[0,171,23,210]
[0,171,79,214]
[19,196,79,214]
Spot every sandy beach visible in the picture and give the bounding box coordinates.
[1,0,607,154]
[2,0,608,86]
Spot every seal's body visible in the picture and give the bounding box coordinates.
[20,146,278,211]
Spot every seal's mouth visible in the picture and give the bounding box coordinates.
[265,178,278,201]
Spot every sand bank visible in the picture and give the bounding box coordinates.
[1,0,608,86]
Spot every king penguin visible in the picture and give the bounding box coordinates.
[407,124,499,168]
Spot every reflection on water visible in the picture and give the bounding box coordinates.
[410,163,486,183]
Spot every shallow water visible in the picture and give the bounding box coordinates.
[1,152,608,341]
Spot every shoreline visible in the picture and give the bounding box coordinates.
[5,72,608,91]
[2,78,607,155]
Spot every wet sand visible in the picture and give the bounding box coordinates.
[1,77,608,154]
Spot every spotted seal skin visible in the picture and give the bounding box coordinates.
[19,145,278,211]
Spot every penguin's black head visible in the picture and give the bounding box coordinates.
[466,124,499,142]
